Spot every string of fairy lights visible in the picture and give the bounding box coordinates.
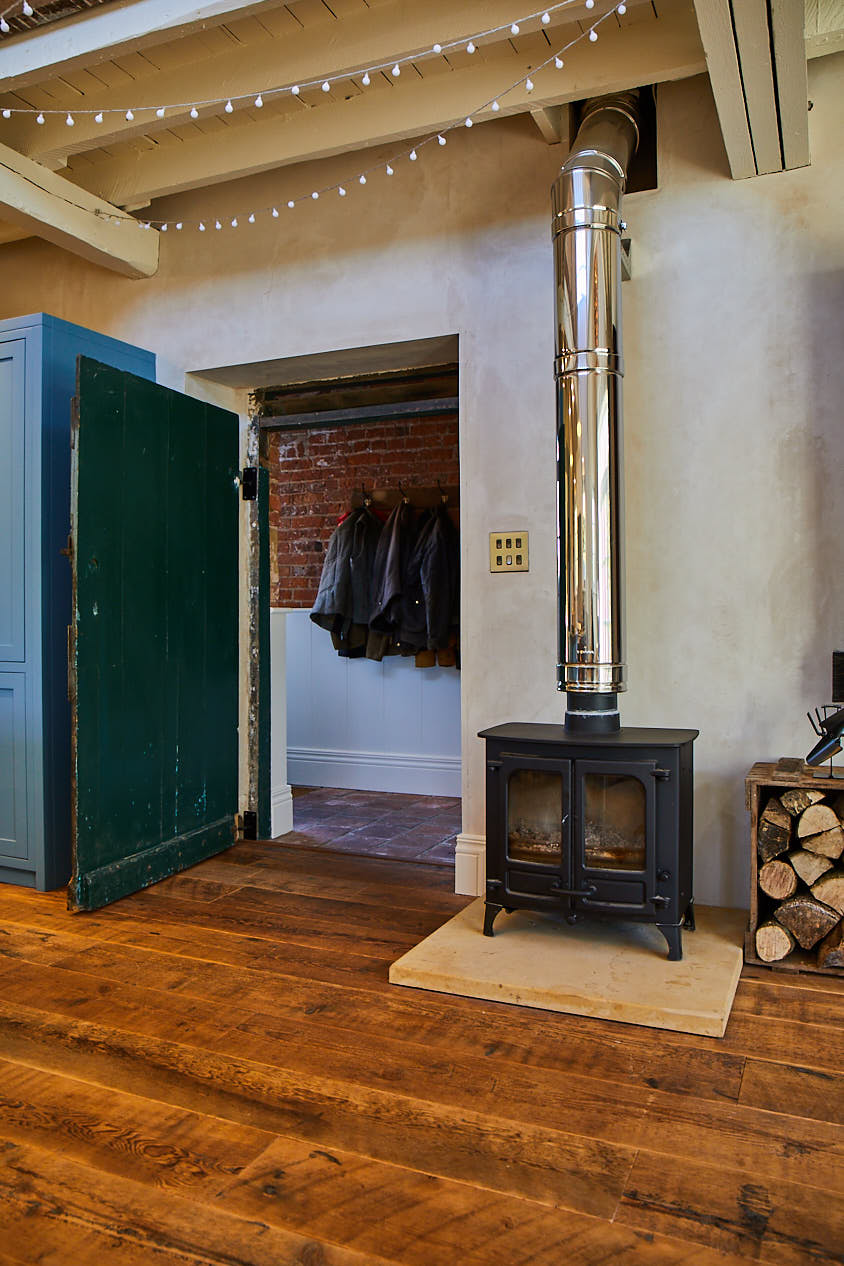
[0,0,630,233]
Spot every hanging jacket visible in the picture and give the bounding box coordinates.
[366,499,418,660]
[418,502,460,650]
[310,506,382,657]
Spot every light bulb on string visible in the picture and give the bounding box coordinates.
[542,11,550,22]
[464,116,473,127]
[391,63,400,76]
[156,106,165,118]
[585,0,595,7]
[555,56,564,68]
[338,186,346,196]
[287,199,295,208]
[359,174,366,184]
[491,100,500,111]
[525,77,534,92]
[0,18,9,32]
[161,223,168,231]
[386,163,394,175]
[321,81,330,92]
[1,109,10,119]
[248,212,255,222]
[311,191,319,199]
[36,112,44,124]
[510,22,519,34]
[291,85,300,95]
[65,112,74,125]
[254,94,263,107]
[95,111,103,122]
[190,106,199,118]
[176,222,183,230]
[617,3,626,10]
[589,28,598,40]
[199,222,206,231]
[361,72,370,85]
[231,217,238,227]
[432,43,442,53]
[22,2,33,15]
[272,207,279,217]
[466,40,475,53]
[215,219,222,230]
[409,148,417,159]
[437,134,446,145]
[125,109,134,120]
[224,99,233,112]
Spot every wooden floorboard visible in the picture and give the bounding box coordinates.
[0,842,841,1265]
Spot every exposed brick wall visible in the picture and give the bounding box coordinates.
[268,414,459,608]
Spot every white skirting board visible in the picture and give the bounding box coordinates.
[271,784,294,838]
[455,833,485,896]
[287,746,461,797]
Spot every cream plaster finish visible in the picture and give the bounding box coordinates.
[0,56,842,907]
[389,899,745,1037]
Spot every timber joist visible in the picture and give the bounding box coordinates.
[692,0,810,178]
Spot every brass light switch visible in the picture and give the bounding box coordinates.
[489,531,529,572]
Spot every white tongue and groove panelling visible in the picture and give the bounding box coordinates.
[283,609,461,797]
[692,0,811,178]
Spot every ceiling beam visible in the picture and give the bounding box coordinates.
[692,0,756,178]
[0,0,289,94]
[65,1,705,206]
[0,140,158,276]
[529,105,569,145]
[804,0,844,58]
[731,0,781,174]
[5,0,624,165]
[771,0,810,168]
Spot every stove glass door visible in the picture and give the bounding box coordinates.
[575,759,656,910]
[507,767,566,865]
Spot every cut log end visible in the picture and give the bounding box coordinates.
[802,825,844,860]
[811,869,844,916]
[774,895,841,950]
[817,921,844,969]
[788,848,834,888]
[758,859,798,901]
[755,920,796,962]
[781,788,826,816]
[797,803,840,839]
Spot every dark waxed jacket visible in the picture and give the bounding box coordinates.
[416,503,460,649]
[310,506,382,656]
[366,499,418,659]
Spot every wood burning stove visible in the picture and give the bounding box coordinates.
[480,723,698,959]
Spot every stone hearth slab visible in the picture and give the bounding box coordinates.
[389,900,745,1037]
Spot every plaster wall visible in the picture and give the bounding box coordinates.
[1,56,842,906]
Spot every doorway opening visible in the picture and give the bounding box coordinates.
[257,336,461,868]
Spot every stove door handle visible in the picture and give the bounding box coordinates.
[550,879,598,899]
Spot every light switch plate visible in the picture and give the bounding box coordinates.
[489,531,529,572]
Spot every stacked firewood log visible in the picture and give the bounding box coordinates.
[755,789,844,969]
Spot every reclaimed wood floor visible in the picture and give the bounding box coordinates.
[0,841,842,1265]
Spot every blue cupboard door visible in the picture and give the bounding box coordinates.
[0,673,28,862]
[0,341,26,662]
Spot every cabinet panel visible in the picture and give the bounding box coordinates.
[0,343,25,662]
[0,674,28,861]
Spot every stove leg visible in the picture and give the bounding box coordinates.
[658,923,683,961]
[683,901,696,932]
[483,903,503,937]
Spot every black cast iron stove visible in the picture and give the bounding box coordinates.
[480,721,698,959]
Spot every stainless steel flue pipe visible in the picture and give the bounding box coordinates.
[552,92,640,730]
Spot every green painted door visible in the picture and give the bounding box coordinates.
[69,358,240,911]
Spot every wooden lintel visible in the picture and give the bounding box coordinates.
[258,398,459,432]
[0,140,158,277]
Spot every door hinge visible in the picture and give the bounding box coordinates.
[651,768,671,781]
[241,467,258,500]
[241,809,258,840]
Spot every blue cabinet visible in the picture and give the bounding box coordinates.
[0,314,156,890]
